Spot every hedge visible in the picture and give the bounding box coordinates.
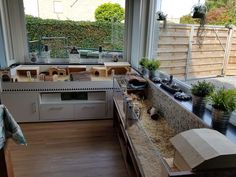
[26,15,124,52]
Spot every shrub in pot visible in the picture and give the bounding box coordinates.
[191,81,214,117]
[139,58,148,75]
[146,60,160,79]
[208,88,236,131]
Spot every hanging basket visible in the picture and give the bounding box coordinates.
[192,5,207,19]
[156,11,167,21]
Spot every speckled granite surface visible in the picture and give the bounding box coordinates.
[114,93,179,177]
[147,81,209,134]
[130,98,176,158]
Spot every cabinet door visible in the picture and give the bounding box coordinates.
[39,104,74,121]
[1,93,39,122]
[74,103,105,119]
[106,90,113,118]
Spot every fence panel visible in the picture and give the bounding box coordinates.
[156,24,236,80]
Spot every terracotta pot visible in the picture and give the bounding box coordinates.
[192,95,205,117]
[211,107,232,134]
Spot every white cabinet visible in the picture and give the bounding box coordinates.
[1,92,39,122]
[74,103,106,119]
[0,80,114,122]
[40,104,74,121]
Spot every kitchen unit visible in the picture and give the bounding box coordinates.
[0,64,119,122]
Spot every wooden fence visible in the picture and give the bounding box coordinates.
[156,24,236,80]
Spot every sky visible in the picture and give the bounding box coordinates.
[161,0,205,19]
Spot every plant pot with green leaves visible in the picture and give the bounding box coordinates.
[139,58,149,75]
[208,88,236,132]
[146,60,160,79]
[192,4,207,19]
[191,81,214,117]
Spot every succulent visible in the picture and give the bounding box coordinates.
[191,81,214,97]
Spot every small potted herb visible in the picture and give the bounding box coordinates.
[208,88,236,131]
[191,81,214,117]
[146,60,160,79]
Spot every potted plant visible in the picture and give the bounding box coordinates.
[191,81,214,117]
[146,60,160,79]
[208,88,236,131]
[156,11,167,28]
[192,4,207,19]
[139,58,149,75]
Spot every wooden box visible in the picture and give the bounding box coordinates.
[104,62,131,76]
[161,128,236,177]
[16,66,39,78]
[67,65,86,75]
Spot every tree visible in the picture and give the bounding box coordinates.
[180,0,236,25]
[95,3,125,23]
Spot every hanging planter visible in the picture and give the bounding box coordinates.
[156,11,167,21]
[192,5,207,19]
[156,11,167,28]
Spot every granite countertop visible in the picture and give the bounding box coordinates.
[114,94,177,177]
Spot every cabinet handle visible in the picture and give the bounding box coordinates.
[49,107,63,111]
[32,103,37,113]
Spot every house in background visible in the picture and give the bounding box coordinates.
[23,0,125,21]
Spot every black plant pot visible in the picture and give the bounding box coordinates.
[211,108,231,134]
[192,95,205,118]
[192,11,205,19]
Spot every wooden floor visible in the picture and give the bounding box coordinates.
[8,120,128,177]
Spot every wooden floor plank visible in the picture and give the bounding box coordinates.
[8,120,128,177]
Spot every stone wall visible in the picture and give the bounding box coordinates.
[147,81,209,134]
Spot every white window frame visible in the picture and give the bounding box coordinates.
[0,0,28,66]
[128,0,160,69]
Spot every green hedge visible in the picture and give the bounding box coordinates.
[26,15,124,51]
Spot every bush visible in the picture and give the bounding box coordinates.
[26,15,124,52]
[95,3,125,23]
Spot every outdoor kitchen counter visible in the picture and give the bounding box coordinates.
[113,96,176,177]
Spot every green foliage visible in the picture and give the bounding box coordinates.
[180,15,200,24]
[26,15,124,53]
[208,88,236,112]
[191,81,215,97]
[146,60,160,71]
[95,3,125,23]
[180,0,236,25]
[139,58,149,67]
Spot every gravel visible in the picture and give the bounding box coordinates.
[185,76,236,89]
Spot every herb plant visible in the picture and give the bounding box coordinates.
[146,60,160,71]
[191,81,214,97]
[208,88,236,112]
[139,58,149,67]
